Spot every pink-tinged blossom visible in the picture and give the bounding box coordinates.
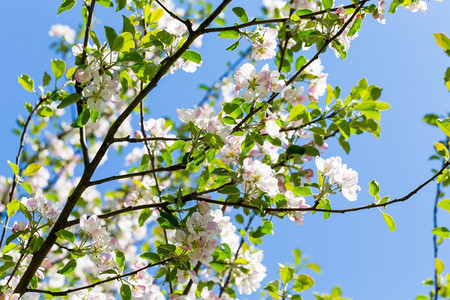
[285,191,310,225]
[12,221,28,233]
[260,109,281,138]
[174,209,220,267]
[233,250,267,295]
[48,24,75,43]
[241,158,279,197]
[80,214,102,235]
[83,70,121,112]
[75,67,94,84]
[250,27,278,61]
[234,63,285,101]
[372,0,386,24]
[315,156,361,201]
[283,85,307,105]
[304,59,328,101]
[404,0,427,13]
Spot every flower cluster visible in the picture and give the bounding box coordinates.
[174,202,220,266]
[285,191,310,225]
[21,193,60,223]
[80,214,115,253]
[250,27,278,61]
[234,63,286,101]
[48,24,75,44]
[315,156,361,201]
[75,68,120,112]
[241,158,279,197]
[177,105,232,140]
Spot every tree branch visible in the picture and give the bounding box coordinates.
[155,0,192,33]
[203,3,361,34]
[25,259,172,297]
[112,135,191,143]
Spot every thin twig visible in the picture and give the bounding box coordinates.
[88,163,186,186]
[0,96,45,250]
[203,3,361,34]
[112,135,191,143]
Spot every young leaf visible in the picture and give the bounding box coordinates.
[112,32,135,52]
[104,26,118,48]
[218,30,240,39]
[436,118,450,137]
[293,274,314,292]
[434,33,450,52]
[51,59,66,80]
[56,230,75,243]
[23,163,41,176]
[120,284,132,300]
[57,259,77,275]
[7,160,19,175]
[181,50,202,64]
[380,211,396,232]
[18,74,35,92]
[431,226,450,238]
[57,0,77,15]
[58,93,81,109]
[368,179,380,196]
[232,7,249,23]
[116,0,126,11]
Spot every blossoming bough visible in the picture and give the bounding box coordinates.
[0,0,448,299]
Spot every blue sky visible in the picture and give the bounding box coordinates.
[1,0,449,299]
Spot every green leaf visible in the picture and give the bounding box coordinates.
[369,179,380,196]
[286,145,306,156]
[322,0,333,9]
[57,259,77,275]
[293,187,312,196]
[218,30,240,38]
[43,72,51,87]
[435,258,444,274]
[23,163,41,176]
[7,200,21,217]
[356,101,380,121]
[58,93,81,109]
[150,8,164,23]
[139,209,151,226]
[280,266,295,284]
[97,0,113,8]
[116,0,127,11]
[218,185,241,195]
[226,40,240,51]
[434,33,450,52]
[293,274,314,292]
[434,142,449,159]
[120,284,132,300]
[2,243,17,254]
[140,252,161,262]
[336,120,350,139]
[438,199,450,213]
[115,250,125,268]
[160,149,173,165]
[295,56,307,71]
[22,182,33,194]
[232,7,249,23]
[130,62,158,83]
[122,15,135,36]
[51,59,66,80]
[289,105,306,121]
[56,230,75,243]
[347,17,362,37]
[7,160,19,175]
[104,26,118,48]
[112,32,135,52]
[18,74,35,92]
[57,0,77,15]
[432,226,450,238]
[181,50,202,64]
[381,211,396,232]
[37,106,53,118]
[436,118,450,137]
